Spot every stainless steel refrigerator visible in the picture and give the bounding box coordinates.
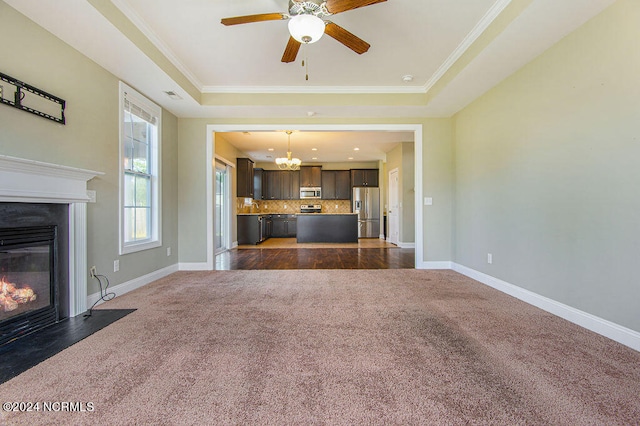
[352,187,380,238]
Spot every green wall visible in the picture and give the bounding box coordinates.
[386,142,415,244]
[0,2,179,294]
[453,0,640,331]
[401,143,415,243]
[177,118,210,264]
[423,119,455,261]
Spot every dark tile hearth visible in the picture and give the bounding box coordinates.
[0,309,135,384]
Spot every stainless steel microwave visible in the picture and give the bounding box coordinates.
[300,187,321,199]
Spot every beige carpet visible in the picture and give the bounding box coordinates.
[1,270,639,425]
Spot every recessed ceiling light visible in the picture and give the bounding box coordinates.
[402,75,414,83]
[348,157,354,160]
[312,157,318,160]
[311,148,318,151]
[353,147,360,151]
[268,148,274,151]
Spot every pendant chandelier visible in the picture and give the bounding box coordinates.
[275,131,302,171]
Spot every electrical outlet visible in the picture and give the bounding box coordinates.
[167,247,171,256]
[114,260,120,272]
[487,253,493,264]
[89,266,97,277]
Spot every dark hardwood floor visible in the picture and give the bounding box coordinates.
[216,247,415,270]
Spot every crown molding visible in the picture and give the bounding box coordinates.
[110,0,204,91]
[423,0,513,93]
[201,85,427,94]
[111,0,512,98]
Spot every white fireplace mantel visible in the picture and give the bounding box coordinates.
[0,155,102,204]
[0,155,104,316]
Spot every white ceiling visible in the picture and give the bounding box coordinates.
[116,0,499,90]
[220,130,414,163]
[4,0,616,162]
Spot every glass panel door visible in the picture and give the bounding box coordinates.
[215,160,230,254]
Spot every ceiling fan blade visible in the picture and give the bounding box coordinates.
[282,36,301,63]
[221,13,287,26]
[324,22,370,54]
[324,0,386,14]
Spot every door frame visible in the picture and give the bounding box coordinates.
[205,124,423,269]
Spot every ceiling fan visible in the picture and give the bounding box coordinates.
[221,0,387,63]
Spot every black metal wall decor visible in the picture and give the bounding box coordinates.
[0,72,66,124]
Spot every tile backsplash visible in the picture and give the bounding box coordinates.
[237,198,351,214]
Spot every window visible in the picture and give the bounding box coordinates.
[119,82,161,254]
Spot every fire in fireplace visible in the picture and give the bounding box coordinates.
[0,276,38,313]
[0,225,58,346]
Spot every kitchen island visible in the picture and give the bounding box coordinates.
[296,213,358,243]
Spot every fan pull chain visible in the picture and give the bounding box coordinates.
[302,44,309,81]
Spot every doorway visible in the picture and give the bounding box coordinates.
[206,124,424,269]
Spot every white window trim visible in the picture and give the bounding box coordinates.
[118,81,162,255]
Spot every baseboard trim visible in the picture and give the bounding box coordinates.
[178,262,211,271]
[398,242,416,249]
[87,264,179,309]
[452,263,640,352]
[418,261,453,270]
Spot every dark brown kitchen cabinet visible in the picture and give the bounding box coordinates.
[253,168,264,200]
[300,166,322,187]
[237,158,254,197]
[264,170,281,200]
[270,214,297,237]
[321,170,336,199]
[321,170,351,200]
[281,170,300,200]
[292,171,301,199]
[335,170,351,199]
[351,169,379,187]
[263,170,300,200]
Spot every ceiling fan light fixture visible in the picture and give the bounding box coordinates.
[288,14,325,44]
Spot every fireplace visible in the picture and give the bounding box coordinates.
[0,155,102,344]
[0,204,69,345]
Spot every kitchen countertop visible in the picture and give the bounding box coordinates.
[297,213,357,215]
[238,213,356,216]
